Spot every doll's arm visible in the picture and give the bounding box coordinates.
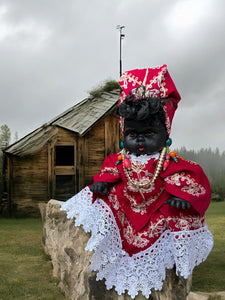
[164,196,191,209]
[91,154,121,195]
[90,182,115,195]
[161,159,211,216]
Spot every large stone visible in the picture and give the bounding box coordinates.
[188,291,225,300]
[41,199,193,300]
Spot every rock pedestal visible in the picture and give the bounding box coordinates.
[41,199,192,300]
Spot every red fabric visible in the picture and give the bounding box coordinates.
[92,153,211,256]
[118,65,181,136]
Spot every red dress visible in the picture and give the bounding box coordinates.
[61,152,213,299]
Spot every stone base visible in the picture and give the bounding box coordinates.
[41,199,192,300]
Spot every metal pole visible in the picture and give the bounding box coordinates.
[117,25,125,77]
[120,31,122,77]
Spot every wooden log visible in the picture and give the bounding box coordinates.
[41,200,192,300]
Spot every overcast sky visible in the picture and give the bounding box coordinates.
[0,0,224,151]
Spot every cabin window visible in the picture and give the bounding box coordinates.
[55,175,75,200]
[55,146,74,166]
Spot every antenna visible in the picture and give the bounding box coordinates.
[116,25,125,77]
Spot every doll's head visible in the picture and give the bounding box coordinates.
[116,94,167,156]
[118,65,181,146]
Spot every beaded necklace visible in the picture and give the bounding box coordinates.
[117,147,167,189]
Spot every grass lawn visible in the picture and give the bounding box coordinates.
[0,202,224,299]
[192,201,225,292]
[0,218,65,300]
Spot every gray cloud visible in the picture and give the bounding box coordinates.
[0,0,224,150]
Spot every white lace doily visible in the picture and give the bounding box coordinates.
[61,187,213,299]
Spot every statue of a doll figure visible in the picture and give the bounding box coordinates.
[61,65,213,299]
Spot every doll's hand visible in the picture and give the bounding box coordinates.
[164,197,191,209]
[90,182,112,195]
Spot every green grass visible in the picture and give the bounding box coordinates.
[192,201,225,292]
[208,296,224,300]
[0,218,65,300]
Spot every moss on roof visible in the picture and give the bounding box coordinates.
[88,80,121,98]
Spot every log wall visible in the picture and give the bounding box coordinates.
[7,147,48,215]
[79,111,120,189]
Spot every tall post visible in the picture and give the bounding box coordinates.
[117,25,125,77]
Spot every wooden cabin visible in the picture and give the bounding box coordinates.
[3,90,121,216]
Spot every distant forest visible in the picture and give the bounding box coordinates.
[174,147,225,201]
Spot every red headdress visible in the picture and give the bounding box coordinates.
[118,64,181,136]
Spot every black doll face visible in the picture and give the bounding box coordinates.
[123,119,167,156]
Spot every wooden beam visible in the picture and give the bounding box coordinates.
[77,136,88,191]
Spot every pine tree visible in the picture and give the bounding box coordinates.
[0,124,11,150]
